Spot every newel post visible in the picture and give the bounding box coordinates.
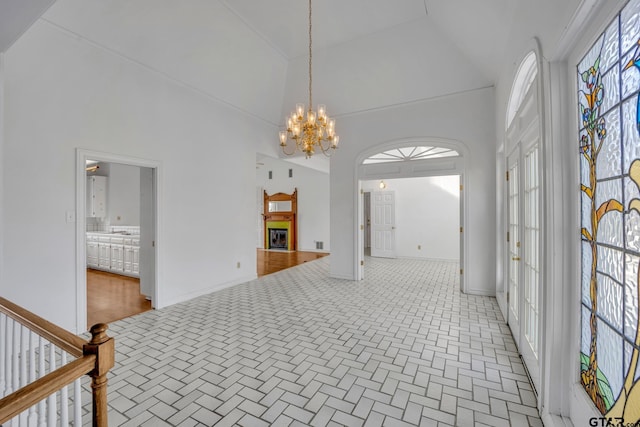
[84,323,115,427]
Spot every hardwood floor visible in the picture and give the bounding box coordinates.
[87,250,328,328]
[87,269,151,328]
[257,249,329,277]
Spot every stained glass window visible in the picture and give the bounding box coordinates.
[578,0,640,420]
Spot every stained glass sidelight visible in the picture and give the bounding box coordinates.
[578,0,640,420]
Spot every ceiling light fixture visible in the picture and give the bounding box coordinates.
[86,160,99,172]
[279,0,339,158]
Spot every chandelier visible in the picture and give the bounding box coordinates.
[279,0,339,158]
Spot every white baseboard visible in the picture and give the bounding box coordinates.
[329,273,355,280]
[165,274,258,307]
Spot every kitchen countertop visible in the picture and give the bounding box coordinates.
[86,231,139,236]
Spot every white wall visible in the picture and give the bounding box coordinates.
[257,155,330,252]
[2,19,282,332]
[43,0,288,125]
[330,88,496,296]
[363,176,460,261]
[107,163,140,226]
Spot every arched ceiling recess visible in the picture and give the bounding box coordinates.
[358,139,466,181]
[506,51,538,130]
[363,146,460,164]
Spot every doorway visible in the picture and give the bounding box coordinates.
[506,139,541,395]
[356,140,467,290]
[75,150,159,333]
[503,50,542,396]
[361,176,461,264]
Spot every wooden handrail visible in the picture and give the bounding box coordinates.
[0,296,85,357]
[0,298,115,427]
[0,356,95,422]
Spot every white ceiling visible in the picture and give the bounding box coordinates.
[220,0,517,81]
[1,0,579,129]
[2,0,518,82]
[220,0,429,59]
[0,0,56,52]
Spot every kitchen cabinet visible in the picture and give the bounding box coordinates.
[124,237,140,275]
[97,236,111,269]
[87,176,107,218]
[87,235,99,268]
[110,237,125,272]
[87,233,139,277]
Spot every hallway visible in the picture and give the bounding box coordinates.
[91,256,541,426]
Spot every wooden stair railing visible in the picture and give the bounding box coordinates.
[0,297,114,426]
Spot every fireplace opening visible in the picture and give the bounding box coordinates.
[269,228,288,250]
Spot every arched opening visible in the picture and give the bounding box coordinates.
[502,48,543,398]
[362,146,460,164]
[355,139,467,292]
[506,51,538,130]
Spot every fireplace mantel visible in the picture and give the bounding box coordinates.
[263,188,297,251]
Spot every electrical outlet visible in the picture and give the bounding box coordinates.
[236,262,241,268]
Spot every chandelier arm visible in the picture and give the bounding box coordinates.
[317,139,335,157]
[319,145,334,158]
[281,138,299,156]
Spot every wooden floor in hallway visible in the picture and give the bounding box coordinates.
[257,249,329,277]
[87,269,151,328]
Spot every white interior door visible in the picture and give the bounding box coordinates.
[371,191,396,258]
[521,144,541,393]
[505,77,542,396]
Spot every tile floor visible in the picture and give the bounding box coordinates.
[87,256,542,426]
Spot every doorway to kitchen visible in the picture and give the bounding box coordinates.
[75,149,159,333]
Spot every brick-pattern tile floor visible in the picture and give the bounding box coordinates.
[86,256,542,426]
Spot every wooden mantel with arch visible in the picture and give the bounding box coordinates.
[263,188,297,251]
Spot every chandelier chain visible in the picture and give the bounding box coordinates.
[308,0,312,109]
[278,0,338,158]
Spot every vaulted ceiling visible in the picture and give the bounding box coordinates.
[221,0,518,82]
[1,0,579,126]
[0,0,56,53]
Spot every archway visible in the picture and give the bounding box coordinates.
[354,138,468,292]
[503,48,543,398]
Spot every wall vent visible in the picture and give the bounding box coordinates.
[268,171,272,179]
[316,241,323,250]
[289,168,293,178]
